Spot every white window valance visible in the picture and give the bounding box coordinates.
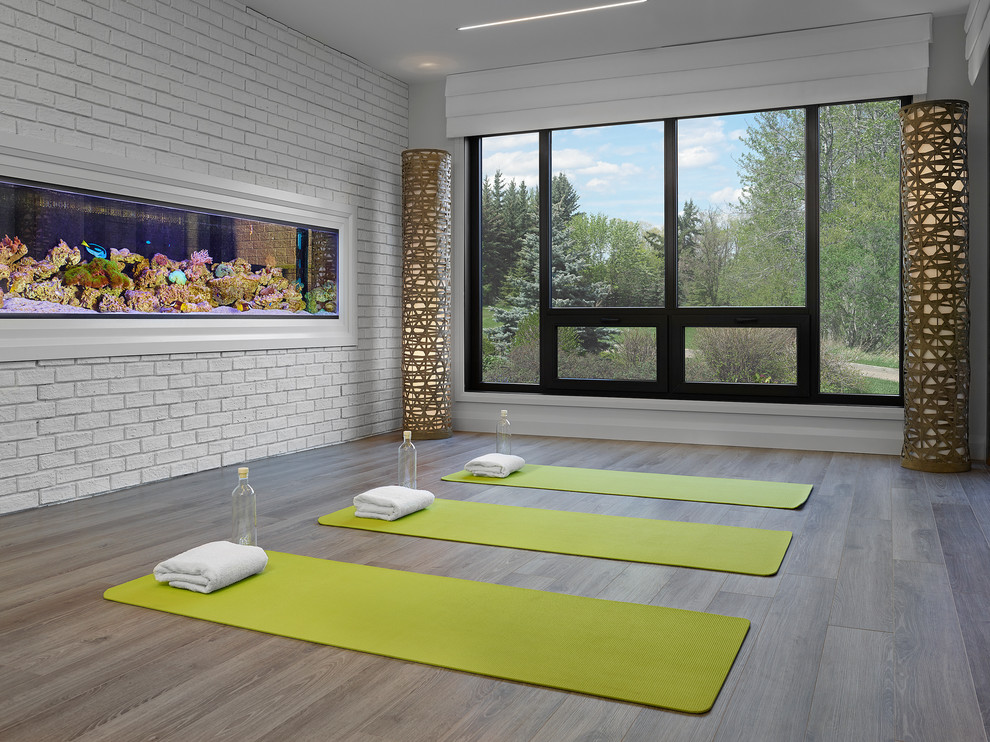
[967,0,990,84]
[445,14,932,138]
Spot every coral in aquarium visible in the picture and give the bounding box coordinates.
[305,281,337,314]
[0,235,27,264]
[24,278,72,304]
[124,290,160,313]
[189,249,212,266]
[49,240,81,270]
[78,286,101,310]
[251,286,285,311]
[213,262,236,278]
[110,248,149,276]
[157,284,195,307]
[8,267,34,294]
[0,237,336,315]
[29,258,60,281]
[63,257,134,293]
[134,266,169,291]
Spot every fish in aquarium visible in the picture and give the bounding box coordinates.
[81,241,107,259]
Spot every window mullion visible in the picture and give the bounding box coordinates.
[664,119,677,386]
[806,106,821,398]
[538,130,553,390]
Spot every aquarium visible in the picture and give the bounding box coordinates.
[0,178,338,316]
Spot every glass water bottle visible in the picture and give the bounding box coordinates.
[398,430,417,489]
[231,466,257,546]
[496,409,511,455]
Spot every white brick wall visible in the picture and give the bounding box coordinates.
[0,0,407,513]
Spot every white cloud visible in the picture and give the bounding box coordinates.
[678,145,719,168]
[709,186,743,204]
[581,160,642,177]
[678,119,728,148]
[552,148,597,171]
[484,149,539,186]
[584,177,611,191]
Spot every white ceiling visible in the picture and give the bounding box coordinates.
[243,0,970,84]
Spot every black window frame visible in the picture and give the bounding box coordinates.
[466,97,907,407]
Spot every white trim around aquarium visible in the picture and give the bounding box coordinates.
[0,135,358,361]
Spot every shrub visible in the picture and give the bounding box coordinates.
[691,327,796,384]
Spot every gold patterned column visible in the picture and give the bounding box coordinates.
[401,149,453,439]
[899,100,970,472]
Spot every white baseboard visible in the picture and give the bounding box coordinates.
[454,392,905,455]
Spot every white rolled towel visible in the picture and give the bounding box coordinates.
[153,541,268,594]
[353,485,435,521]
[465,453,526,478]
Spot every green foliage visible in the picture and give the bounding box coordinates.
[690,327,797,384]
[62,257,134,291]
[483,311,541,384]
[818,101,900,353]
[558,327,657,382]
[481,171,536,306]
[721,109,807,307]
[678,204,735,307]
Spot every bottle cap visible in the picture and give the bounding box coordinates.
[500,409,507,416]
[238,467,249,476]
[403,430,412,440]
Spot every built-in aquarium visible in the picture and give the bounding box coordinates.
[0,178,338,316]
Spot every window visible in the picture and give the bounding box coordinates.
[469,98,904,404]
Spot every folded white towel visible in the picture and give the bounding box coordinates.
[353,485,435,521]
[153,541,268,594]
[465,453,526,478]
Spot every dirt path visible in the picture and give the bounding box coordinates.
[848,362,899,382]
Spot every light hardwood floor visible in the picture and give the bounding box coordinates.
[2,432,989,741]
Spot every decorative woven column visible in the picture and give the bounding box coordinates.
[899,100,970,472]
[401,149,453,439]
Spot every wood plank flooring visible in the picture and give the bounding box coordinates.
[2,432,989,742]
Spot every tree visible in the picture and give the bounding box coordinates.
[548,173,613,351]
[818,101,900,352]
[569,213,663,307]
[722,109,807,307]
[488,172,615,358]
[676,198,703,306]
[683,206,735,306]
[480,171,537,306]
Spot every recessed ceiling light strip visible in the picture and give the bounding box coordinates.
[458,0,647,31]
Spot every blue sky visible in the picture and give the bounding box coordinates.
[481,113,759,228]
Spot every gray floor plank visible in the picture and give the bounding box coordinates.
[831,517,893,632]
[891,485,943,564]
[804,625,894,742]
[933,503,990,596]
[893,559,987,742]
[781,491,853,579]
[713,573,836,742]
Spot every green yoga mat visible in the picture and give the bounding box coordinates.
[442,464,812,509]
[104,551,749,712]
[319,499,791,576]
